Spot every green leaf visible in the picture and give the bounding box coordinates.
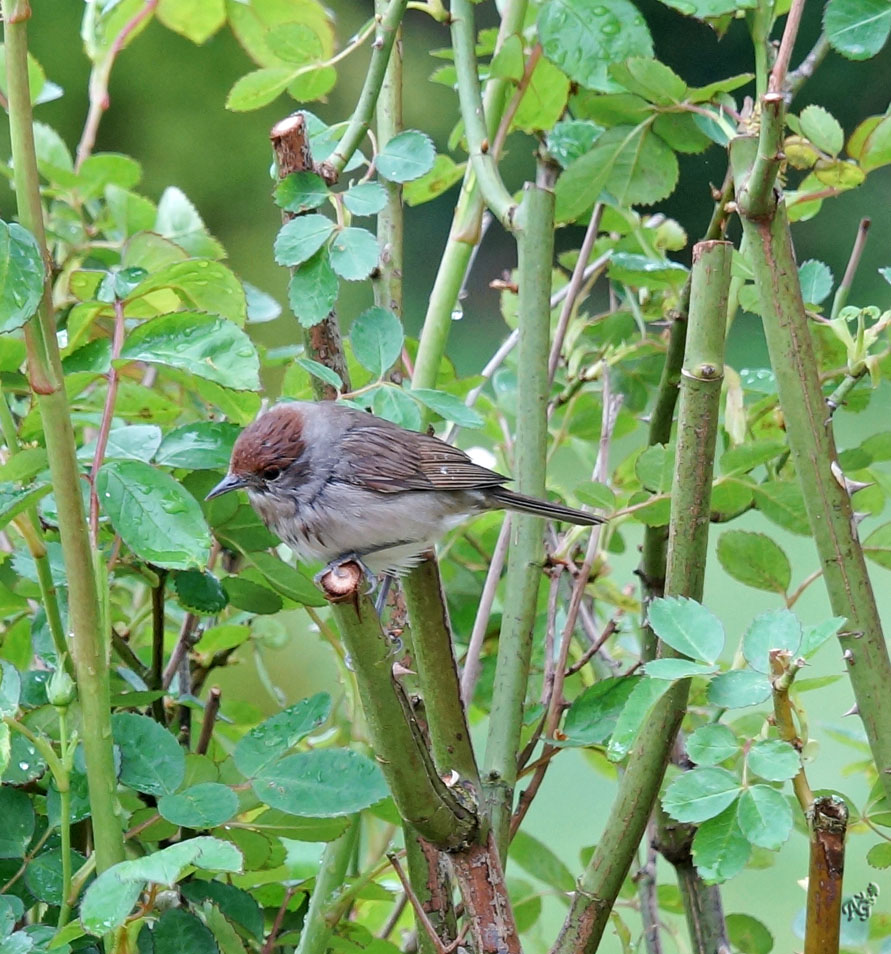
[119,311,260,390]
[725,913,774,954]
[350,306,403,377]
[155,421,240,470]
[371,385,422,430]
[343,181,388,216]
[250,807,349,843]
[512,56,571,134]
[867,842,891,869]
[156,186,224,259]
[742,609,802,673]
[296,357,343,390]
[97,460,212,570]
[644,659,717,680]
[79,424,162,464]
[719,441,785,476]
[707,670,771,708]
[197,623,251,655]
[2,729,46,785]
[560,676,638,745]
[244,281,281,323]
[647,596,724,664]
[824,0,891,59]
[607,676,672,761]
[692,804,751,883]
[234,693,332,778]
[0,484,52,532]
[752,479,810,534]
[180,881,263,939]
[154,908,217,954]
[863,522,891,569]
[127,259,247,325]
[112,712,186,796]
[537,0,654,92]
[737,785,792,849]
[686,724,738,766]
[157,0,225,44]
[0,788,34,858]
[662,766,741,823]
[509,831,574,892]
[0,222,44,334]
[328,227,380,281]
[274,171,329,213]
[748,740,800,782]
[859,115,891,171]
[222,577,283,614]
[226,66,294,111]
[608,57,687,105]
[158,783,238,828]
[0,447,48,484]
[635,443,675,493]
[173,569,228,614]
[410,388,484,429]
[288,248,339,327]
[25,847,86,906]
[608,253,688,291]
[661,0,756,14]
[375,131,435,183]
[717,530,790,593]
[574,481,616,510]
[799,105,844,156]
[404,154,465,206]
[546,120,604,168]
[797,259,834,305]
[274,214,336,267]
[251,748,388,817]
[800,617,844,657]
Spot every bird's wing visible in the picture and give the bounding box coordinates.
[337,418,509,493]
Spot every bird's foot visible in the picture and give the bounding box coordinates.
[314,553,377,600]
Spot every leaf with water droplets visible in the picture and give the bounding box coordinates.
[234,693,332,778]
[0,221,44,334]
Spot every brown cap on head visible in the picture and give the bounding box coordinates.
[229,404,306,477]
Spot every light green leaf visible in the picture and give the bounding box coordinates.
[295,357,343,390]
[662,766,741,823]
[376,130,435,183]
[97,460,212,570]
[719,441,785,476]
[410,389,484,429]
[799,105,844,155]
[608,252,688,290]
[226,66,294,111]
[686,724,738,766]
[250,808,349,844]
[328,227,380,281]
[404,155,465,206]
[737,785,792,848]
[864,522,891,569]
[234,693,332,778]
[119,311,260,390]
[251,748,388,817]
[824,0,891,60]
[717,530,790,593]
[288,248,339,327]
[692,805,751,883]
[112,712,186,796]
[742,609,802,673]
[659,0,757,14]
[797,259,834,305]
[158,783,238,828]
[560,676,638,746]
[607,677,672,761]
[512,57,571,134]
[157,0,225,43]
[859,115,891,171]
[643,659,717,680]
[538,0,654,91]
[240,551,326,606]
[510,831,574,892]
[0,222,44,334]
[155,421,240,470]
[371,385,422,431]
[0,484,52,532]
[342,181,388,217]
[748,740,801,782]
[608,57,687,105]
[274,172,329,213]
[127,259,247,325]
[635,443,675,493]
[707,670,771,708]
[274,214,336,267]
[725,914,774,954]
[350,306,403,377]
[800,617,845,657]
[266,21,324,62]
[647,596,724,664]
[155,186,224,259]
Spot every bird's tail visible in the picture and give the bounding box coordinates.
[487,487,603,526]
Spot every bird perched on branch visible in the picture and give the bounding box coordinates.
[207,401,602,579]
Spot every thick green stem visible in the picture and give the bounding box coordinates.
[552,242,732,954]
[3,0,125,872]
[730,132,891,802]
[482,183,554,853]
[296,819,360,954]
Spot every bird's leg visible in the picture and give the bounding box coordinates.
[314,552,378,594]
[374,573,394,616]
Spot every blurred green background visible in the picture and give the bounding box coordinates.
[3,1,891,949]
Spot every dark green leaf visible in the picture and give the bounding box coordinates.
[717,530,790,593]
[343,181,387,216]
[0,788,34,859]
[647,596,724,664]
[410,389,483,428]
[24,847,85,905]
[274,214,335,267]
[608,57,687,105]
[0,222,43,333]
[692,805,751,883]
[234,693,332,777]
[274,172,329,213]
[537,0,654,91]
[725,914,774,954]
[662,766,741,823]
[824,0,891,59]
[737,785,792,848]
[97,460,212,570]
[173,569,227,614]
[222,577,283,614]
[112,712,186,796]
[158,783,238,828]
[561,676,638,745]
[643,659,717,679]
[288,248,339,327]
[153,907,218,954]
[509,831,574,892]
[250,807,349,843]
[155,421,240,470]
[752,481,810,535]
[608,253,688,290]
[748,740,800,782]
[607,676,672,761]
[241,551,327,606]
[127,259,247,325]
[0,484,52,533]
[1,729,46,785]
[179,881,263,940]
[686,724,738,766]
[375,131,435,182]
[742,609,802,672]
[252,748,388,816]
[707,670,771,708]
[350,306,403,377]
[328,227,380,281]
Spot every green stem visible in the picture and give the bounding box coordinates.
[56,708,73,928]
[3,0,125,872]
[320,0,409,180]
[482,182,554,853]
[295,819,360,954]
[552,242,732,954]
[730,132,891,803]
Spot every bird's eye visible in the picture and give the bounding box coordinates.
[262,466,281,482]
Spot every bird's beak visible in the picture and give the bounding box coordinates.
[206,473,247,500]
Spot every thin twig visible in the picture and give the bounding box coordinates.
[830,218,871,320]
[564,616,620,677]
[196,686,222,755]
[786,34,830,97]
[491,44,542,159]
[769,0,807,94]
[387,852,459,954]
[261,886,297,954]
[378,892,409,940]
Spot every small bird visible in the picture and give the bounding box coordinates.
[206,401,602,578]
